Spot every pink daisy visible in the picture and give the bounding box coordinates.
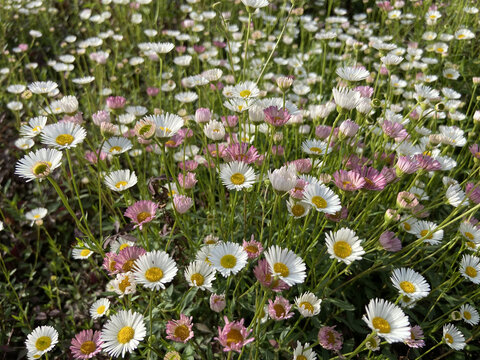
[106,96,126,109]
[333,169,365,191]
[70,329,102,359]
[102,252,118,275]
[318,326,343,351]
[395,156,419,175]
[253,259,290,292]
[173,194,193,214]
[124,200,159,229]
[215,317,254,353]
[210,294,226,313]
[315,125,332,140]
[224,142,260,164]
[205,143,227,159]
[242,236,263,259]
[361,167,387,191]
[114,246,146,273]
[263,106,291,127]
[178,160,199,172]
[289,158,312,174]
[166,314,194,343]
[268,296,294,321]
[325,206,348,223]
[469,144,480,160]
[381,120,409,142]
[396,191,419,209]
[379,231,402,252]
[405,325,425,348]
[413,154,442,171]
[466,183,480,204]
[289,178,309,199]
[178,172,197,189]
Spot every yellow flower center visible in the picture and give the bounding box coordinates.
[119,243,130,251]
[115,180,128,188]
[403,222,411,231]
[158,126,172,134]
[34,214,41,219]
[465,232,474,240]
[446,73,453,78]
[239,89,251,98]
[97,305,106,314]
[245,245,259,254]
[299,301,314,313]
[273,262,290,277]
[145,267,163,282]
[191,273,205,286]
[464,311,472,320]
[122,259,135,272]
[399,281,416,293]
[32,162,50,175]
[420,230,433,239]
[80,340,96,354]
[444,333,454,344]
[174,325,191,341]
[465,266,477,278]
[273,304,286,318]
[35,336,52,351]
[220,254,237,269]
[80,249,91,257]
[291,204,306,217]
[226,329,243,345]
[136,211,151,223]
[333,241,352,259]
[32,126,41,133]
[117,326,135,344]
[297,356,307,360]
[309,146,323,154]
[311,196,327,209]
[110,146,122,153]
[467,241,476,249]
[230,173,245,185]
[458,34,465,39]
[118,277,131,293]
[372,317,391,333]
[436,47,444,53]
[55,134,74,146]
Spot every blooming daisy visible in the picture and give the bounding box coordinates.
[411,220,444,245]
[184,260,216,291]
[215,316,254,353]
[301,139,330,156]
[242,236,263,259]
[459,304,479,326]
[405,325,425,348]
[399,215,417,234]
[293,341,317,360]
[143,113,184,140]
[210,242,248,277]
[90,298,110,319]
[25,207,48,226]
[104,170,137,192]
[70,329,103,359]
[303,183,341,214]
[336,66,370,82]
[41,122,86,149]
[332,87,362,111]
[325,228,365,265]
[442,324,465,350]
[15,138,35,150]
[318,326,343,351]
[459,254,480,284]
[362,298,410,343]
[20,116,48,138]
[459,221,480,250]
[101,310,146,357]
[110,272,137,297]
[166,314,194,343]
[115,246,146,273]
[72,247,94,260]
[219,161,256,191]
[268,296,294,321]
[287,199,311,219]
[28,81,58,94]
[25,326,59,357]
[253,259,290,292]
[233,81,260,100]
[264,245,306,286]
[102,137,133,155]
[124,200,158,229]
[133,250,177,290]
[295,292,322,317]
[268,165,297,192]
[390,268,430,300]
[15,148,63,182]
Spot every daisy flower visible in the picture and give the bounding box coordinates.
[336,66,370,82]
[301,139,330,156]
[268,165,297,192]
[20,116,47,138]
[443,324,466,350]
[70,329,102,359]
[411,220,444,245]
[295,292,322,317]
[287,199,311,219]
[253,259,290,292]
[28,81,58,94]
[102,136,133,155]
[399,215,417,234]
[303,183,341,214]
[215,316,254,353]
[110,272,137,297]
[459,221,480,249]
[333,170,365,192]
[15,148,63,182]
[210,242,248,277]
[219,161,256,191]
[104,170,137,192]
[144,113,184,140]
[101,310,146,357]
[90,298,110,319]
[460,304,479,326]
[293,341,317,360]
[362,298,410,343]
[318,326,343,351]
[25,207,47,226]
[15,138,34,151]
[459,254,480,284]
[115,246,146,273]
[166,314,194,343]
[325,228,365,265]
[332,87,362,111]
[25,326,59,357]
[72,247,94,260]
[133,250,177,290]
[124,200,158,229]
[268,296,294,321]
[184,260,216,291]
[210,294,226,313]
[264,245,306,286]
[233,81,260,100]
[405,325,425,348]
[390,268,430,300]
[41,122,86,149]
[242,236,263,259]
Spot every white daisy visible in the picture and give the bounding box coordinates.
[459,222,480,250]
[336,66,370,82]
[295,292,322,317]
[133,250,178,290]
[241,0,269,9]
[460,304,479,326]
[20,116,48,138]
[446,184,468,207]
[303,183,341,214]
[90,298,110,319]
[102,136,133,155]
[15,138,34,150]
[28,81,58,94]
[15,148,63,182]
[184,260,216,291]
[332,87,362,110]
[25,326,59,356]
[72,247,94,259]
[390,268,430,300]
[411,220,444,245]
[233,81,260,100]
[209,242,248,277]
[101,310,146,357]
[442,323,465,350]
[219,161,256,191]
[287,199,311,219]
[325,227,365,265]
[301,139,331,156]
[104,170,138,192]
[293,341,317,360]
[264,245,306,286]
[362,298,410,343]
[459,254,480,284]
[41,122,86,149]
[145,113,184,139]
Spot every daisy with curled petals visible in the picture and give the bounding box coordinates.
[70,329,103,359]
[460,304,479,326]
[15,148,62,182]
[443,324,465,350]
[41,122,86,149]
[362,298,410,343]
[90,298,110,319]
[210,242,248,277]
[303,183,341,214]
[25,326,59,357]
[390,268,430,301]
[124,200,158,230]
[104,170,137,192]
[264,245,306,286]
[133,250,178,290]
[268,295,294,321]
[295,292,322,317]
[293,341,317,360]
[101,310,146,357]
[184,260,216,291]
[219,161,256,191]
[102,136,133,155]
[20,116,47,138]
[166,314,194,343]
[459,254,480,284]
[325,228,365,265]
